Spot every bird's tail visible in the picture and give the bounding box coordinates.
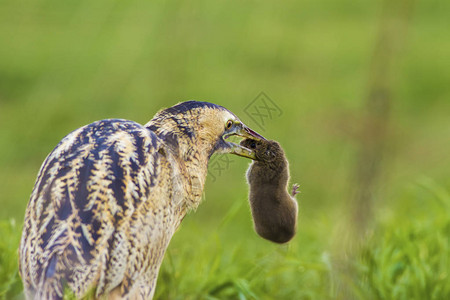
[26,255,65,300]
[30,279,64,300]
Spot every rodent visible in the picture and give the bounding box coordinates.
[240,139,299,244]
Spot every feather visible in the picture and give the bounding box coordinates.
[19,101,262,299]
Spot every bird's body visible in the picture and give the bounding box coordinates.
[19,101,265,299]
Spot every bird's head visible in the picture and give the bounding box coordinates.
[204,105,266,160]
[146,101,265,160]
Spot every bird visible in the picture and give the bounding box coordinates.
[19,101,265,300]
[240,138,298,244]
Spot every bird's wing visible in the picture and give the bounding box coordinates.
[19,119,170,298]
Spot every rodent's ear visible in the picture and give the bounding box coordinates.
[269,151,276,160]
[264,146,276,161]
[269,141,282,151]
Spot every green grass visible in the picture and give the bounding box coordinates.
[0,220,22,300]
[2,181,449,299]
[1,0,449,299]
[358,181,450,299]
[156,181,450,299]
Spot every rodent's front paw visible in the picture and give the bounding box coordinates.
[291,184,300,196]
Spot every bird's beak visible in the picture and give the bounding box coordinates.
[223,123,266,160]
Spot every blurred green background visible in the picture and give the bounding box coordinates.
[0,0,449,299]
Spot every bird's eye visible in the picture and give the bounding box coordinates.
[225,120,233,130]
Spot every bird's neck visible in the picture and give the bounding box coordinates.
[146,119,214,210]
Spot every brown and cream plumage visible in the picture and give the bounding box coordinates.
[19,101,265,300]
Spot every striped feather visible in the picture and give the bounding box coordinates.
[19,119,183,299]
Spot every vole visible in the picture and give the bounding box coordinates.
[240,139,299,244]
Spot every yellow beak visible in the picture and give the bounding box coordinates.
[225,123,266,160]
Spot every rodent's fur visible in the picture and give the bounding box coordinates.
[241,139,298,243]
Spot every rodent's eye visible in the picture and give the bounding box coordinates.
[250,141,256,149]
[225,120,233,130]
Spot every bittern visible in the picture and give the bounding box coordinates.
[19,101,265,300]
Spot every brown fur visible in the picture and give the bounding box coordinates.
[241,139,299,243]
